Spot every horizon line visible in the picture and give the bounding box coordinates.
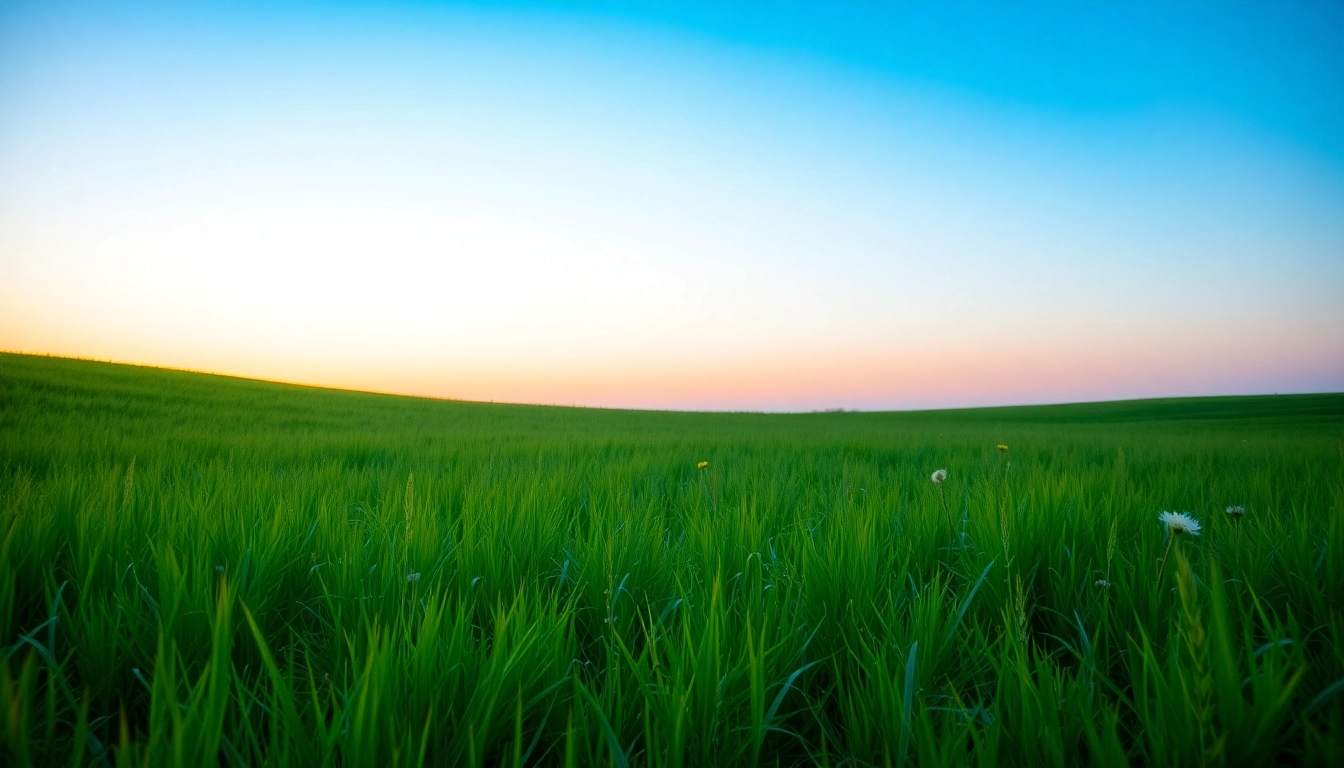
[4,349,1339,417]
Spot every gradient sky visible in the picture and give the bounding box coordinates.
[2,1,1342,411]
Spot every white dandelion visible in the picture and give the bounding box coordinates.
[1095,579,1111,589]
[1158,511,1201,536]
[406,571,421,583]
[1225,505,1245,519]
[1156,511,1201,586]
[931,469,947,484]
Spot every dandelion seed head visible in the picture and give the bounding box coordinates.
[1158,511,1201,536]
[1095,579,1111,588]
[931,469,947,484]
[1225,505,1245,519]
[406,571,421,583]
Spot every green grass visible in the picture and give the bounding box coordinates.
[2,351,1342,766]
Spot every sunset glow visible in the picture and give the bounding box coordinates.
[3,1,1342,410]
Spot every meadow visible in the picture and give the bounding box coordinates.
[1,351,1341,766]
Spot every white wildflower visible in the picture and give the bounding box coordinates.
[1225,505,1245,519]
[406,571,421,583]
[931,469,947,485]
[1158,511,1201,536]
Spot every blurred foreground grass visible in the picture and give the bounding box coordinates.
[1,352,1342,766]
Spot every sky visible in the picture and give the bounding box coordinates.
[1,1,1342,411]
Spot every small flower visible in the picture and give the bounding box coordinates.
[1158,511,1201,536]
[996,444,1008,452]
[1095,579,1111,588]
[931,469,947,484]
[696,461,709,470]
[1225,505,1245,519]
[406,571,421,583]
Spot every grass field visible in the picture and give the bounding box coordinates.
[1,351,1342,766]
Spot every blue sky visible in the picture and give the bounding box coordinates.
[1,1,1341,409]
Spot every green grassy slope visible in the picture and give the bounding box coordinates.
[2,351,1342,766]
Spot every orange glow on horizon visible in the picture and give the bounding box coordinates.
[5,318,1338,411]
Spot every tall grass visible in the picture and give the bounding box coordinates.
[1,352,1342,766]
